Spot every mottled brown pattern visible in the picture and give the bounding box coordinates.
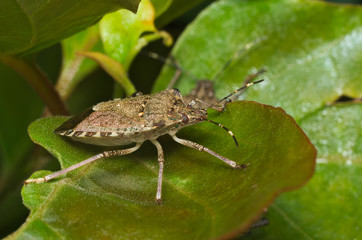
[54,89,208,146]
[31,79,263,203]
[54,108,93,134]
[152,120,166,127]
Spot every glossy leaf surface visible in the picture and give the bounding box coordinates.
[57,25,103,100]
[100,0,159,69]
[243,103,362,240]
[152,0,362,239]
[0,0,140,55]
[12,101,316,239]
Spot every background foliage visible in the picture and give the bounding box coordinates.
[0,0,361,239]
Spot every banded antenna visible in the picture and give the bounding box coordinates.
[208,79,264,110]
[206,119,239,147]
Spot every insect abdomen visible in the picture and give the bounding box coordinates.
[56,130,135,146]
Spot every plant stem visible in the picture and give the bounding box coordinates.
[0,54,69,115]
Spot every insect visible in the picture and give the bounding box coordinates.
[25,80,263,204]
[182,68,266,110]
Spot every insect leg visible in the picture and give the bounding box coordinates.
[167,65,182,90]
[150,140,164,204]
[170,134,246,169]
[24,142,143,184]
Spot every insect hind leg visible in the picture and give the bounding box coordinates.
[24,142,143,184]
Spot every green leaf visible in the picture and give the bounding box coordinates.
[150,0,173,17]
[100,0,161,70]
[0,0,141,55]
[96,0,172,97]
[152,0,362,239]
[0,63,43,173]
[241,103,362,239]
[77,51,136,96]
[0,62,43,235]
[11,101,315,239]
[155,0,209,27]
[56,25,103,100]
[301,103,362,163]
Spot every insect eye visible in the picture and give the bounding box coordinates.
[171,88,183,99]
[181,114,189,123]
[172,88,181,95]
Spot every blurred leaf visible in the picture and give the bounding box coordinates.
[77,51,136,96]
[0,63,43,173]
[155,0,209,27]
[0,54,69,115]
[100,0,161,70]
[150,0,173,17]
[11,101,315,239]
[0,62,43,236]
[0,186,29,238]
[242,103,362,240]
[153,0,362,239]
[301,103,362,163]
[56,25,103,100]
[0,0,141,55]
[97,0,172,97]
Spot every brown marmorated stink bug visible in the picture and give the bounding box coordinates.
[25,41,265,203]
[25,80,263,204]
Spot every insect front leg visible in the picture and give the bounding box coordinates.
[25,142,143,184]
[170,134,246,169]
[150,139,164,204]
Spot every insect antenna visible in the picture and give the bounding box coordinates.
[142,51,199,89]
[211,37,267,82]
[206,119,239,147]
[145,52,182,70]
[208,79,264,110]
